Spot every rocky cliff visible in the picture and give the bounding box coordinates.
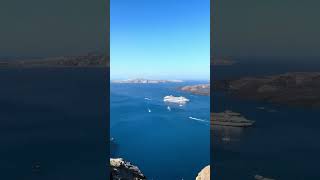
[180,84,210,96]
[110,158,146,180]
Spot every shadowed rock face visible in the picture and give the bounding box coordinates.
[214,72,320,107]
[180,84,210,96]
[110,158,146,180]
[196,165,210,180]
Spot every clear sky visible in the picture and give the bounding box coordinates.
[110,0,210,80]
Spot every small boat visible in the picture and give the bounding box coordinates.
[32,162,41,172]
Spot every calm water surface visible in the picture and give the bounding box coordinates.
[0,68,107,180]
[212,61,320,179]
[110,82,210,180]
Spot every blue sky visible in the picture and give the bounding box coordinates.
[110,0,210,80]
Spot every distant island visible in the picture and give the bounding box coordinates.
[112,79,183,84]
[0,52,108,68]
[180,84,210,96]
[214,72,320,107]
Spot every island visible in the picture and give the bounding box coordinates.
[0,52,108,68]
[214,72,320,107]
[110,158,146,180]
[112,79,183,84]
[163,95,190,104]
[211,111,255,127]
[180,84,210,96]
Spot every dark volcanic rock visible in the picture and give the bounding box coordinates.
[180,84,210,96]
[214,72,320,107]
[110,158,146,180]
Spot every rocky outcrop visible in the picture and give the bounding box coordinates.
[180,84,210,96]
[195,165,210,180]
[214,72,320,107]
[110,158,146,180]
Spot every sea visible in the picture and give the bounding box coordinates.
[212,59,320,179]
[0,68,108,180]
[110,81,210,180]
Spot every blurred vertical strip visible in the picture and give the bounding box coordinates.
[106,0,110,178]
[210,0,214,178]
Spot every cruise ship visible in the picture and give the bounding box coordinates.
[163,95,190,104]
[212,111,255,127]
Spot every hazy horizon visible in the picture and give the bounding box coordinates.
[110,76,210,81]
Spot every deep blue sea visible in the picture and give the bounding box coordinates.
[0,68,108,180]
[212,60,320,179]
[110,81,210,180]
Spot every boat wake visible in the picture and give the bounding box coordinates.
[188,116,209,123]
[256,106,277,112]
[144,97,152,100]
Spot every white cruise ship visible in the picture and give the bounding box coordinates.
[163,95,190,104]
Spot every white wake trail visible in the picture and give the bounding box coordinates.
[188,116,209,123]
